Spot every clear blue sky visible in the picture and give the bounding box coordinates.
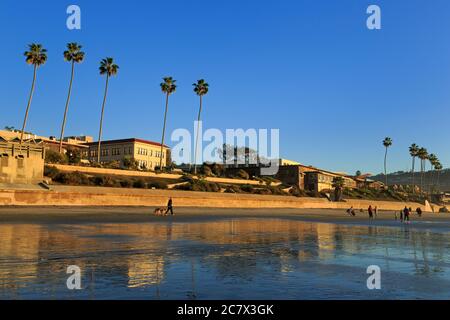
[1,0,449,175]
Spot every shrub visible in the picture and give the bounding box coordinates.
[119,179,133,188]
[66,148,82,165]
[224,185,242,193]
[210,163,224,176]
[148,181,168,189]
[240,184,254,193]
[202,165,213,176]
[123,156,139,170]
[103,160,121,169]
[236,169,250,180]
[133,179,147,189]
[54,171,90,185]
[45,149,68,164]
[44,165,60,179]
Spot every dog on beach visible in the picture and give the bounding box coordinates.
[154,208,166,216]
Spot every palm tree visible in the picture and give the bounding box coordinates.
[58,43,85,153]
[332,176,345,202]
[97,57,119,163]
[159,77,177,171]
[417,147,428,194]
[20,44,48,148]
[409,143,419,190]
[435,162,443,193]
[382,137,393,186]
[428,153,438,192]
[192,79,209,174]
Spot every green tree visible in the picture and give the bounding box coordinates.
[193,79,209,175]
[97,57,119,163]
[159,77,177,170]
[355,170,362,177]
[332,176,345,202]
[20,44,48,147]
[59,43,85,153]
[382,137,393,186]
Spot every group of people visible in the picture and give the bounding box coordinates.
[346,206,378,218]
[346,205,423,223]
[395,206,422,223]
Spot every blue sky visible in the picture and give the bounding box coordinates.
[0,0,449,175]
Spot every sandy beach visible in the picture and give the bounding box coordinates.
[0,206,449,230]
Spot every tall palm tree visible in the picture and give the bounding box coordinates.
[382,137,393,186]
[435,162,443,193]
[417,147,428,194]
[20,44,48,148]
[192,79,209,174]
[409,143,419,191]
[59,43,85,153]
[159,77,177,170]
[97,57,119,163]
[428,153,438,192]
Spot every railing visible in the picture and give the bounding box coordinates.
[0,142,45,159]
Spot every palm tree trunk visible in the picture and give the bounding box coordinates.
[20,64,37,149]
[437,170,441,193]
[193,95,203,175]
[420,160,424,194]
[411,156,415,192]
[59,61,75,153]
[384,147,388,186]
[159,93,169,170]
[97,74,109,163]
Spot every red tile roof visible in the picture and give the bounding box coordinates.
[83,138,169,148]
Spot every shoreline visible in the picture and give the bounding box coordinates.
[1,206,449,231]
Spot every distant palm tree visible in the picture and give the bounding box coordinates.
[428,153,438,192]
[97,57,119,163]
[20,44,48,148]
[409,143,419,190]
[159,77,177,170]
[435,162,443,193]
[332,176,345,202]
[59,43,85,153]
[382,137,393,186]
[192,79,209,174]
[417,147,428,194]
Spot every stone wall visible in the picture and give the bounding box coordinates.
[0,185,431,211]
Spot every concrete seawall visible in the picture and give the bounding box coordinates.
[0,185,431,211]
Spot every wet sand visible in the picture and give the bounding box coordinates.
[0,206,449,230]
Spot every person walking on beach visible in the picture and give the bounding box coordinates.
[374,206,378,219]
[165,197,174,216]
[368,205,374,219]
[399,209,403,222]
[403,206,410,223]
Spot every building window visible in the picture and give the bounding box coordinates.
[112,148,121,156]
[137,148,148,156]
[101,149,109,156]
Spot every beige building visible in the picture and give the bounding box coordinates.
[305,170,356,193]
[0,138,45,184]
[84,138,170,170]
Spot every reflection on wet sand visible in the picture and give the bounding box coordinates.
[0,219,449,299]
